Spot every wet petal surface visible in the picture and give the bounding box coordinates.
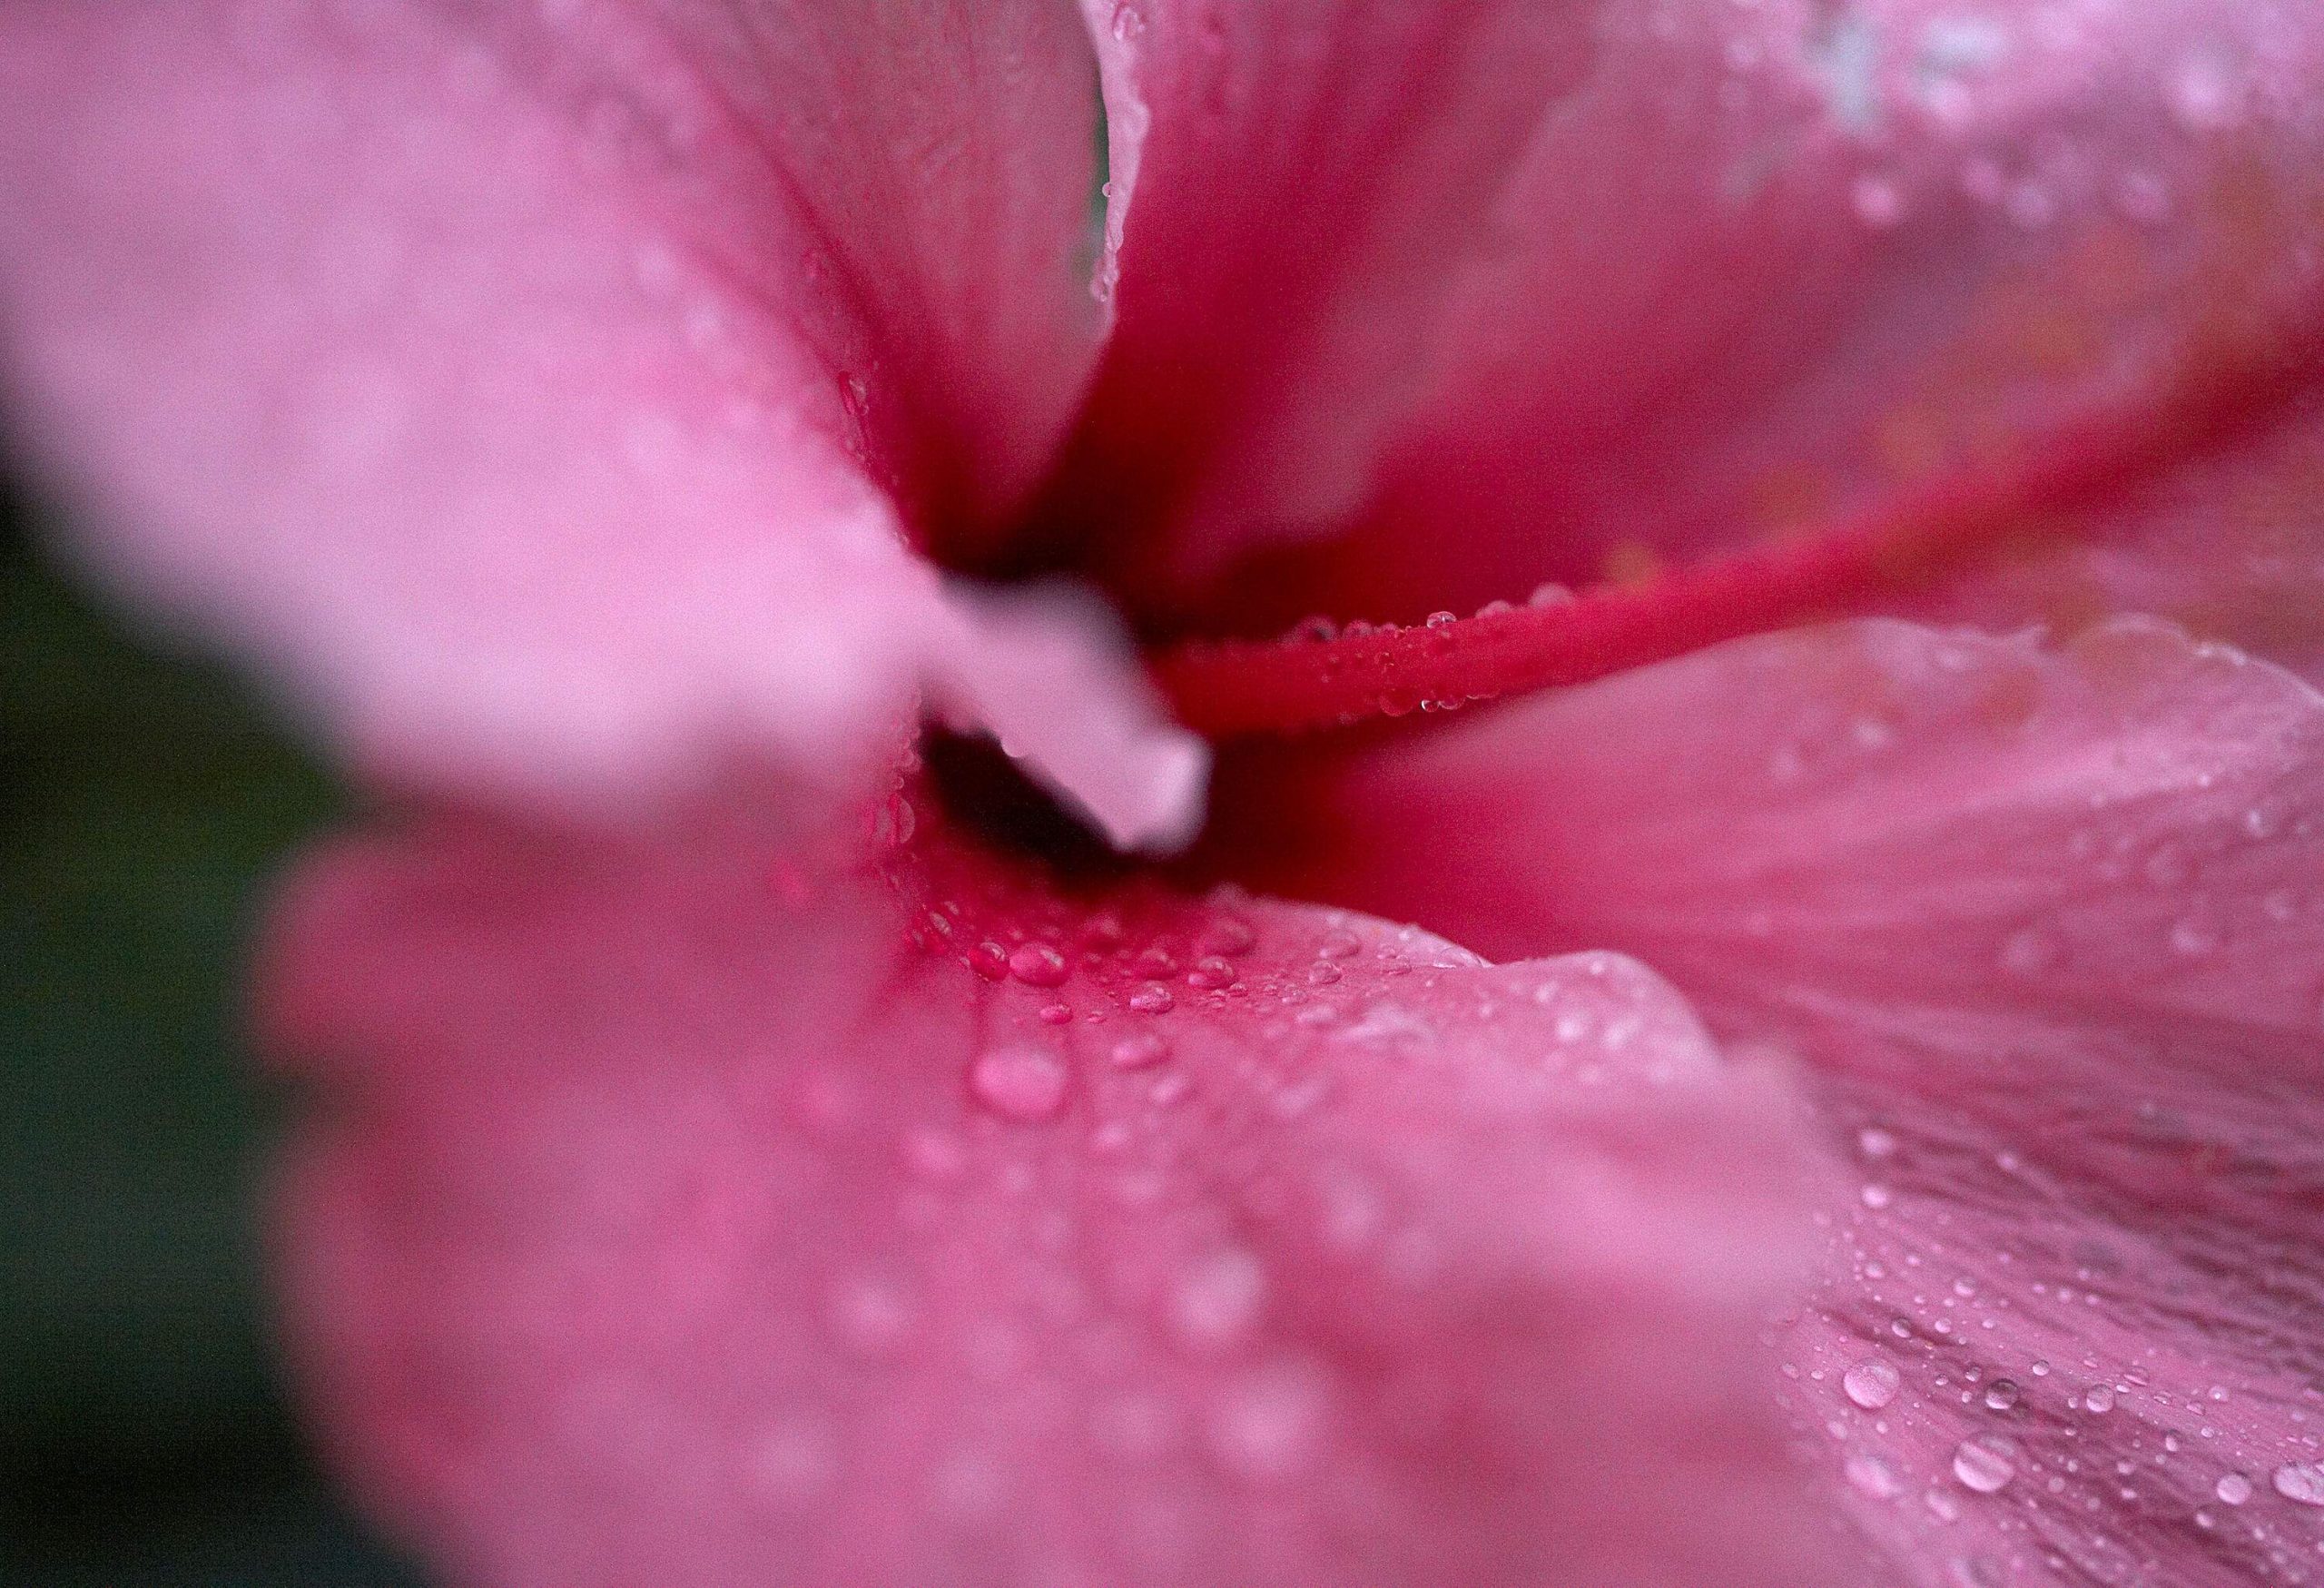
[1222,618,2324,1584]
[264,805,1834,1587]
[1104,0,2324,638]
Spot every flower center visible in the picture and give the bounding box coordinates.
[1149,311,2322,740]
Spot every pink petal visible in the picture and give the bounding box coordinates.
[1906,402,2324,686]
[0,5,1194,839]
[1223,618,2324,1583]
[262,807,1836,1587]
[1074,0,2324,636]
[1049,0,1600,588]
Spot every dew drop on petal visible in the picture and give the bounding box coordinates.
[1109,1033,1170,1070]
[2273,1463,2324,1505]
[1953,1437,2016,1494]
[2083,1384,2115,1414]
[1845,1360,1902,1410]
[1210,1361,1329,1483]
[1198,916,1256,956]
[1128,982,1176,1014]
[1999,927,2057,977]
[1847,1452,1906,1499]
[1007,941,1070,987]
[2216,1472,2254,1505]
[1983,1379,2020,1412]
[1851,173,1905,226]
[970,1044,1069,1121]
[1168,1248,1267,1348]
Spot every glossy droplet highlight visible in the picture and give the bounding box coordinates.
[1186,955,1237,990]
[2216,1472,2253,1505]
[1109,1033,1170,1070]
[2274,1463,2324,1505]
[1846,1452,1906,1500]
[1210,1361,1329,1482]
[1128,982,1176,1014]
[970,1044,1069,1121]
[1844,1359,1902,1410]
[1952,1437,2016,1494]
[1982,1379,2020,1412]
[1169,1248,1267,1348]
[1007,941,1070,987]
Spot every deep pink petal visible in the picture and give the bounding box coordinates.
[1043,0,1598,588]
[262,808,1836,1587]
[0,5,1196,839]
[1073,0,2324,636]
[1220,618,2324,1583]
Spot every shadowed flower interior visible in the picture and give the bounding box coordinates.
[6,2,2324,1586]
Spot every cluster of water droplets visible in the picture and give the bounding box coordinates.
[1782,1107,2324,1585]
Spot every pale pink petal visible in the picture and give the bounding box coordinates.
[1223,618,2324,1583]
[0,5,1193,837]
[261,808,1835,1587]
[1074,0,2324,636]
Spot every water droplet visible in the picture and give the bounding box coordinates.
[1109,1033,1170,1070]
[1845,1360,1902,1410]
[1135,945,1179,978]
[826,1272,916,1356]
[2168,915,2221,958]
[2217,1472,2254,1505]
[1318,930,1361,960]
[1210,1361,1328,1482]
[746,1417,838,1503]
[1857,1126,1898,1159]
[968,941,1010,981]
[1008,941,1070,987]
[1984,1379,2021,1412]
[2171,54,2239,131]
[2274,1462,2324,1505]
[1527,582,1574,607]
[1169,1248,1267,1348]
[2000,927,2058,977]
[1199,916,1256,956]
[2083,1384,2115,1414]
[1128,982,1176,1015]
[1186,955,1237,990]
[1953,1437,2017,1494]
[1861,1183,1893,1209]
[1847,1452,1906,1499]
[970,1044,1069,1121]
[1852,173,1905,227]
[1425,610,1457,628]
[901,1127,969,1183]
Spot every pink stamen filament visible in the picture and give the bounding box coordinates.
[1152,313,2324,741]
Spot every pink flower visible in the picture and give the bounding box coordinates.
[6,3,2324,1584]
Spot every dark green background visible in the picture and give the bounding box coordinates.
[2,477,420,1585]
